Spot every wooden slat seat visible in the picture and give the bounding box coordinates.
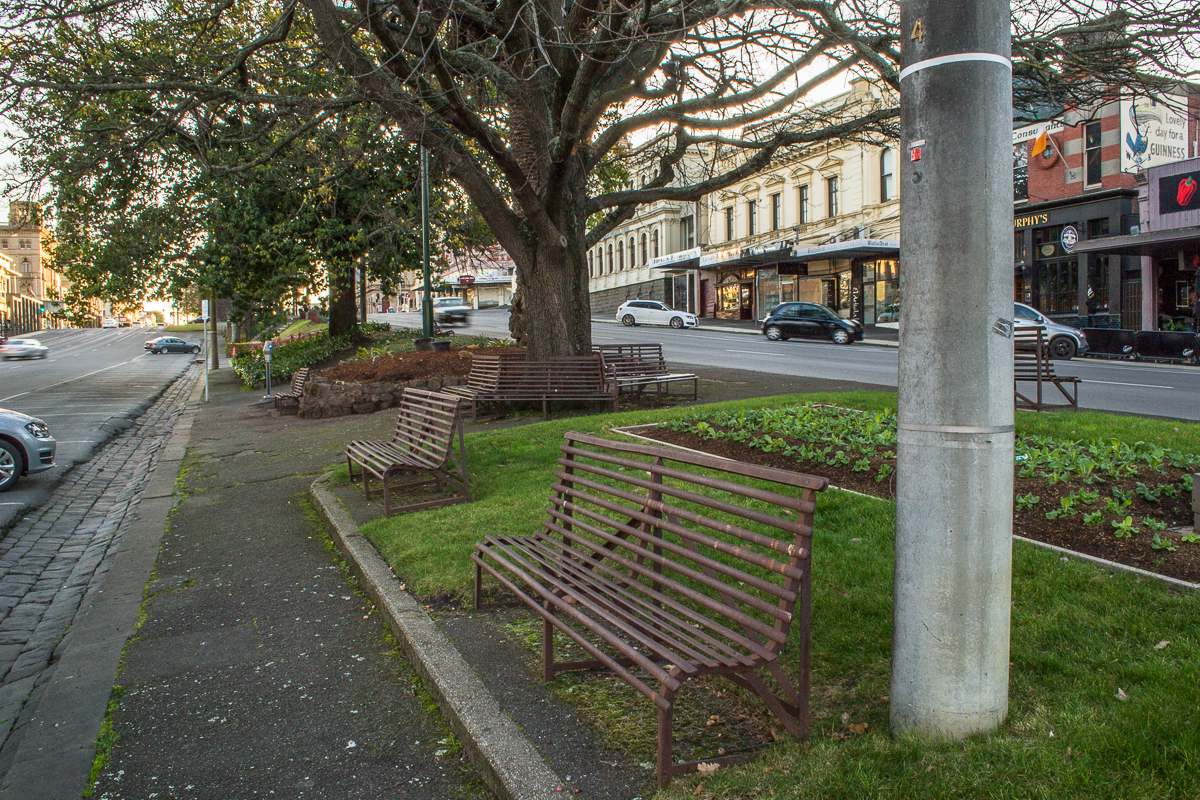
[593,343,698,404]
[1014,327,1079,411]
[274,367,311,413]
[346,388,470,515]
[445,352,617,420]
[474,432,827,787]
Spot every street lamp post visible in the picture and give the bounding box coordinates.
[421,146,434,339]
[891,0,1014,738]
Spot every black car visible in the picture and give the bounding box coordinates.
[144,336,201,354]
[761,302,863,344]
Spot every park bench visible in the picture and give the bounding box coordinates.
[593,343,698,405]
[1014,327,1079,411]
[345,388,470,516]
[274,367,311,413]
[445,352,617,420]
[473,431,828,787]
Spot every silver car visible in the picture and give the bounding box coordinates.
[0,338,48,360]
[1013,302,1089,360]
[0,408,56,491]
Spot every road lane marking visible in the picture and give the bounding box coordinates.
[0,358,145,403]
[1080,379,1173,389]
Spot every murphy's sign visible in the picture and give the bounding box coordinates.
[1013,213,1049,229]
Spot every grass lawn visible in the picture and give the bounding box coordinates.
[355,392,1200,799]
[164,323,205,332]
[276,318,327,339]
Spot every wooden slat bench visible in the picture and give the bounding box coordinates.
[445,353,617,420]
[274,367,311,413]
[473,431,828,787]
[593,343,698,404]
[1014,327,1079,411]
[346,388,470,516]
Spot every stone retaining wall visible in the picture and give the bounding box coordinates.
[299,375,469,418]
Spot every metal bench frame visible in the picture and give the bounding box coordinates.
[1014,327,1079,411]
[593,343,698,404]
[346,388,470,516]
[473,432,827,787]
[445,353,618,420]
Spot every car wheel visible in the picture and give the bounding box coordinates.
[0,440,23,492]
[1049,336,1076,360]
[830,329,852,345]
[191,346,201,354]
[669,316,685,329]
[765,325,784,341]
[158,347,169,354]
[621,314,636,327]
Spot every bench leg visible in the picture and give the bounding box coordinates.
[656,683,678,789]
[542,610,555,681]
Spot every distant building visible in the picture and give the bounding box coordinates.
[0,202,68,332]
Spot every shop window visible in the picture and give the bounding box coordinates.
[747,201,756,236]
[880,149,895,202]
[652,230,659,258]
[1038,259,1079,314]
[1084,121,1102,187]
[1088,256,1109,314]
[1013,144,1028,201]
[771,193,782,231]
[681,216,695,249]
[827,177,839,218]
[725,206,734,240]
[641,234,648,265]
[1014,231,1026,265]
[798,185,809,224]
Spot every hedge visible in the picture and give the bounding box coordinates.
[232,332,353,388]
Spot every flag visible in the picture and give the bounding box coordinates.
[1031,127,1049,157]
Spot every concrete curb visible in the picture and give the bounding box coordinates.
[0,367,206,800]
[309,475,565,800]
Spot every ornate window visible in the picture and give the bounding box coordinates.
[880,149,895,202]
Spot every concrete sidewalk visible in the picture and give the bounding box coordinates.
[81,367,487,799]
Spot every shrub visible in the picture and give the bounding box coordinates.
[232,332,353,387]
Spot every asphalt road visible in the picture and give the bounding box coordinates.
[0,326,202,530]
[370,309,1200,422]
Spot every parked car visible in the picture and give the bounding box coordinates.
[144,336,201,355]
[433,296,472,326]
[0,338,49,360]
[0,408,55,492]
[615,300,699,329]
[761,303,863,344]
[876,303,900,323]
[101,317,119,329]
[1013,302,1088,360]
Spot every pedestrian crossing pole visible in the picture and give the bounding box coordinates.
[892,0,1014,738]
[202,299,210,403]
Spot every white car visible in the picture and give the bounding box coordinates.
[0,339,48,360]
[616,300,698,329]
[101,318,118,328]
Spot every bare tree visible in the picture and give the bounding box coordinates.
[1,0,1195,357]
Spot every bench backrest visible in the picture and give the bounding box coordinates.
[493,354,611,398]
[594,344,671,381]
[464,351,527,391]
[1013,328,1056,379]
[547,431,827,657]
[593,343,665,362]
[389,388,463,470]
[290,367,311,394]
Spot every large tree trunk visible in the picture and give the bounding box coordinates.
[515,205,592,361]
[328,261,358,337]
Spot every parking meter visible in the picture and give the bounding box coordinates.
[263,340,274,396]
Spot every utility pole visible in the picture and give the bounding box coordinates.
[208,294,220,370]
[358,267,367,326]
[892,0,1014,738]
[421,146,434,339]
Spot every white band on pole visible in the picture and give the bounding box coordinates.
[899,52,1012,82]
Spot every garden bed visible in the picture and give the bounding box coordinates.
[318,346,520,384]
[646,405,1200,583]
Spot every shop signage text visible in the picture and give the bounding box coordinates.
[650,247,701,268]
[699,248,741,267]
[1013,213,1049,229]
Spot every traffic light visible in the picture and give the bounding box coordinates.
[38,304,45,314]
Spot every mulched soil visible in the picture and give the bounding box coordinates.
[317,346,523,383]
[647,427,1200,584]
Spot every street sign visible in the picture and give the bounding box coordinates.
[459,275,475,284]
[201,299,210,321]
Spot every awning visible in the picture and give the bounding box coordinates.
[792,238,900,260]
[1071,225,1200,257]
[649,247,701,270]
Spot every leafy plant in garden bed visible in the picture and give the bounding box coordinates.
[655,404,1200,583]
[232,332,353,387]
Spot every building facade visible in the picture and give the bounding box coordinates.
[1,202,66,333]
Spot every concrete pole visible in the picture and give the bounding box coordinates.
[892,0,1014,737]
[208,295,220,370]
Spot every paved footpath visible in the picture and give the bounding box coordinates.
[0,365,202,770]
